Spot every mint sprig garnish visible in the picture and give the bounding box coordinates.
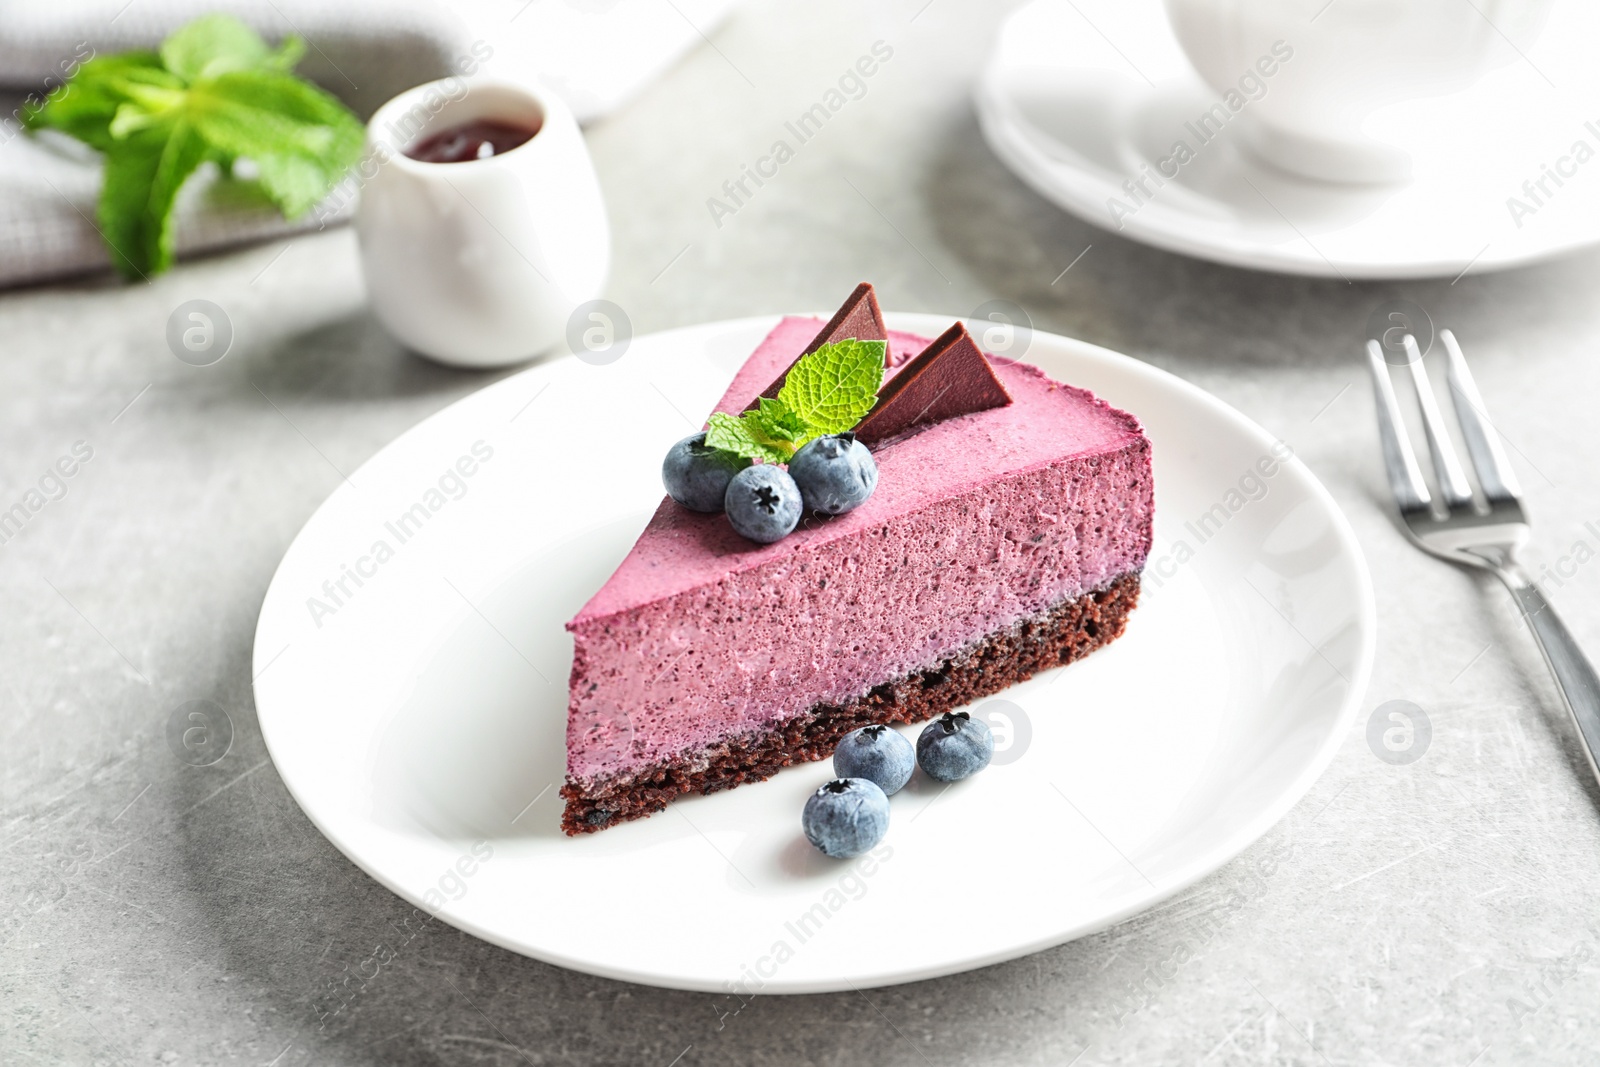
[705,339,886,464]
[776,337,886,433]
[705,399,805,464]
[22,14,363,279]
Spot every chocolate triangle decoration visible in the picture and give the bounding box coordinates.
[854,323,1012,448]
[746,282,888,409]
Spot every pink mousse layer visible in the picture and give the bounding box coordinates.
[565,316,1152,789]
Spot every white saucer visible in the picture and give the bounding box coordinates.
[976,0,1600,279]
[252,314,1374,992]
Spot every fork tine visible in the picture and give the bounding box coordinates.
[1365,340,1432,514]
[1440,329,1521,503]
[1401,333,1475,509]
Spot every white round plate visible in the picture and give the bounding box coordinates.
[976,0,1600,279]
[253,314,1374,993]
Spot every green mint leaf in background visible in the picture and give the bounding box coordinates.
[160,13,304,82]
[187,71,363,217]
[777,339,886,435]
[23,54,181,152]
[22,14,360,279]
[98,122,209,277]
[705,412,791,465]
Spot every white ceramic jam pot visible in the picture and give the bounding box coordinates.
[357,78,610,368]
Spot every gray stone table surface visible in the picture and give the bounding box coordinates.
[6,1,1600,1064]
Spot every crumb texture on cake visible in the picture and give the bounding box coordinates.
[565,437,1150,789]
[560,573,1140,834]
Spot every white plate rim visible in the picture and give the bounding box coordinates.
[252,313,1376,992]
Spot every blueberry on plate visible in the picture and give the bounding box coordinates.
[916,711,994,782]
[788,433,878,515]
[803,777,890,858]
[724,464,802,543]
[662,432,747,513]
[834,724,915,795]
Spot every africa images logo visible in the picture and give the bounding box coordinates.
[0,441,95,546]
[704,40,895,228]
[1104,40,1294,230]
[1504,117,1600,229]
[305,441,494,628]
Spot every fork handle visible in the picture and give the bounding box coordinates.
[1500,572,1600,787]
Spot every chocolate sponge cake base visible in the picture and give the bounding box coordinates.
[559,573,1140,836]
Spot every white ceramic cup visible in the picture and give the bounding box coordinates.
[356,78,610,367]
[1163,0,1554,184]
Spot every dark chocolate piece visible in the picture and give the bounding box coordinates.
[746,282,889,409]
[853,323,1012,448]
[559,573,1140,834]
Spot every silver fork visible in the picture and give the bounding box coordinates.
[1366,328,1600,788]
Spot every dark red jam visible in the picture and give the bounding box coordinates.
[405,119,540,164]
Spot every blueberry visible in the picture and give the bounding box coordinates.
[724,464,802,543]
[802,777,890,858]
[916,711,994,781]
[663,433,747,513]
[788,433,878,515]
[833,725,915,795]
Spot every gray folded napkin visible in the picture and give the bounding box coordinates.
[0,0,474,288]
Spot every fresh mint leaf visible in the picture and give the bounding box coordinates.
[187,71,363,216]
[706,398,811,463]
[705,412,791,465]
[749,396,809,443]
[161,14,304,82]
[97,121,209,277]
[699,341,888,467]
[23,54,179,151]
[776,338,886,435]
[23,14,360,279]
